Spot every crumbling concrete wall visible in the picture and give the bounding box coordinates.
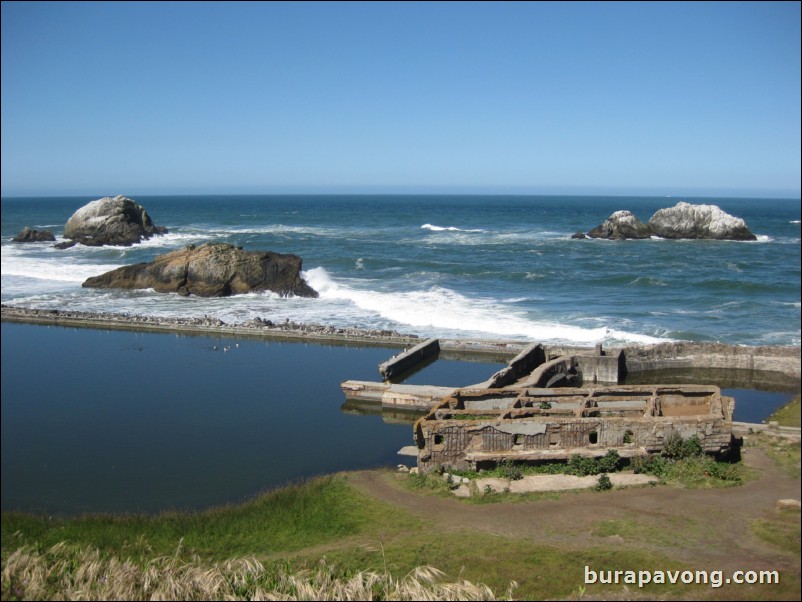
[621,342,801,380]
[471,343,546,388]
[575,349,624,384]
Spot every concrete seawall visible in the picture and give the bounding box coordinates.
[3,305,800,381]
[620,342,801,381]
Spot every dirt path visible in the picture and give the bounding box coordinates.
[346,447,800,574]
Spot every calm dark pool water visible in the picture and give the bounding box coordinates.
[1,322,505,515]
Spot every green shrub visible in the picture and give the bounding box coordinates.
[631,451,744,487]
[661,432,703,460]
[682,435,703,458]
[702,458,742,483]
[595,474,613,491]
[631,454,668,477]
[499,460,524,481]
[566,454,600,476]
[661,431,685,459]
[566,450,622,476]
[598,449,622,473]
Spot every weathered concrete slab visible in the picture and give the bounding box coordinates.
[341,380,390,403]
[379,338,440,380]
[341,380,456,410]
[470,343,546,388]
[381,383,457,409]
[450,472,659,497]
[732,421,801,440]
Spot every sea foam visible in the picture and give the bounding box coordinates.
[303,267,668,345]
[421,223,484,233]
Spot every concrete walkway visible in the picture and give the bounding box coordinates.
[447,471,659,497]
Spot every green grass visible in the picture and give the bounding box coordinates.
[405,471,455,496]
[746,433,801,479]
[1,475,412,562]
[313,531,691,600]
[591,517,711,550]
[652,455,750,488]
[766,394,801,428]
[751,509,801,557]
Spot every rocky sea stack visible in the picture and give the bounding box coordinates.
[83,242,319,298]
[648,202,757,241]
[12,227,56,242]
[61,195,168,247]
[586,210,652,240]
[582,202,757,241]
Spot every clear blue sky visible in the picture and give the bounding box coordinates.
[2,1,800,197]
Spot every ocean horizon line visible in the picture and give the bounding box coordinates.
[3,191,801,202]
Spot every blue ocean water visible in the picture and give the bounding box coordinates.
[2,194,800,346]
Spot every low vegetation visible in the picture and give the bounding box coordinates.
[1,476,383,562]
[1,542,508,601]
[745,432,801,479]
[766,394,801,428]
[751,509,801,558]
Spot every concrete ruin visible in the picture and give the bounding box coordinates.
[338,338,795,471]
[379,338,441,380]
[414,384,736,473]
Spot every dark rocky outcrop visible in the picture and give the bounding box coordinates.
[570,231,587,239]
[82,242,318,298]
[12,227,56,242]
[648,202,757,240]
[586,210,652,240]
[62,195,168,247]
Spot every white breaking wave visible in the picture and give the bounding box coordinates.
[1,246,122,283]
[130,231,209,248]
[209,224,343,237]
[302,267,668,345]
[421,223,484,233]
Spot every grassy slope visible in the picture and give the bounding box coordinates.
[0,477,692,600]
[767,394,801,428]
